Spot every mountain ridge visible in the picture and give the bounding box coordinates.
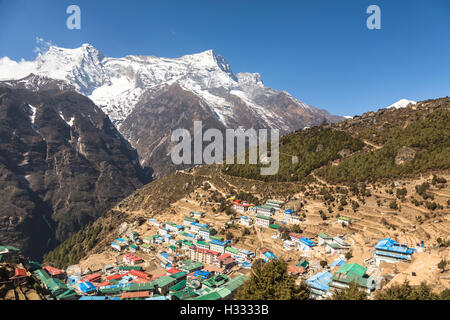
[0,44,344,178]
[0,44,342,127]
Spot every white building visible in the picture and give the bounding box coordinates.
[255,215,274,227]
[233,202,253,213]
[283,240,295,250]
[256,205,275,217]
[240,216,253,227]
[165,222,179,233]
[199,227,212,241]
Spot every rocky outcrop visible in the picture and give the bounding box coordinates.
[0,87,149,258]
[395,146,416,165]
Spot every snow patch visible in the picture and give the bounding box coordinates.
[387,99,416,109]
[28,104,37,131]
[58,111,75,127]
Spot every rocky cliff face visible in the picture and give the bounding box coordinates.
[0,87,149,258]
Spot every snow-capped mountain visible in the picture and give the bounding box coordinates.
[0,44,343,177]
[386,99,417,109]
[0,44,341,128]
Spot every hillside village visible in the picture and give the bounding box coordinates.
[2,165,449,300]
[1,98,449,301]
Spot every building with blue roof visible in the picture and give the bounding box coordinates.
[193,270,210,279]
[299,237,317,251]
[373,238,415,264]
[306,271,333,299]
[146,296,168,300]
[190,222,208,233]
[330,259,346,268]
[210,239,230,254]
[159,251,172,262]
[263,251,277,262]
[79,296,108,300]
[78,281,97,294]
[240,216,253,227]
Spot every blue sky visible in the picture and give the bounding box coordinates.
[0,0,449,116]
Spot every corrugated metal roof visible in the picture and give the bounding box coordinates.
[374,238,414,254]
[306,271,333,292]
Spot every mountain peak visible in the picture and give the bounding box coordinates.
[387,99,417,109]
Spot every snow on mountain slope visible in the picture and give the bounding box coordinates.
[0,44,342,130]
[387,99,417,109]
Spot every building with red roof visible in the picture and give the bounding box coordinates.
[9,268,28,280]
[121,291,151,299]
[151,273,166,280]
[189,246,220,265]
[287,265,306,276]
[217,253,234,268]
[233,201,254,213]
[43,265,65,278]
[95,281,111,287]
[83,273,102,283]
[123,253,144,265]
[106,274,125,281]
[166,268,181,275]
[128,269,152,281]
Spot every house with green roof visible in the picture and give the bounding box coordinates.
[33,269,52,288]
[199,226,213,241]
[223,275,248,293]
[196,240,210,250]
[0,245,21,263]
[202,274,229,288]
[256,205,276,217]
[56,289,78,300]
[296,258,309,269]
[140,243,152,253]
[318,233,351,254]
[119,265,143,271]
[152,275,177,295]
[255,215,274,227]
[329,263,376,294]
[122,282,155,293]
[191,275,248,301]
[225,246,240,259]
[170,272,188,283]
[170,287,198,300]
[169,279,187,293]
[182,240,194,250]
[318,233,334,245]
[192,290,223,300]
[184,216,199,226]
[337,216,353,226]
[210,235,225,242]
[269,224,281,230]
[179,260,203,273]
[100,287,121,295]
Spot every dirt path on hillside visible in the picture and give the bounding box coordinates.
[363,139,383,150]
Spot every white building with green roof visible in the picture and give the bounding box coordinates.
[255,215,274,227]
[256,205,275,217]
[329,263,376,294]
